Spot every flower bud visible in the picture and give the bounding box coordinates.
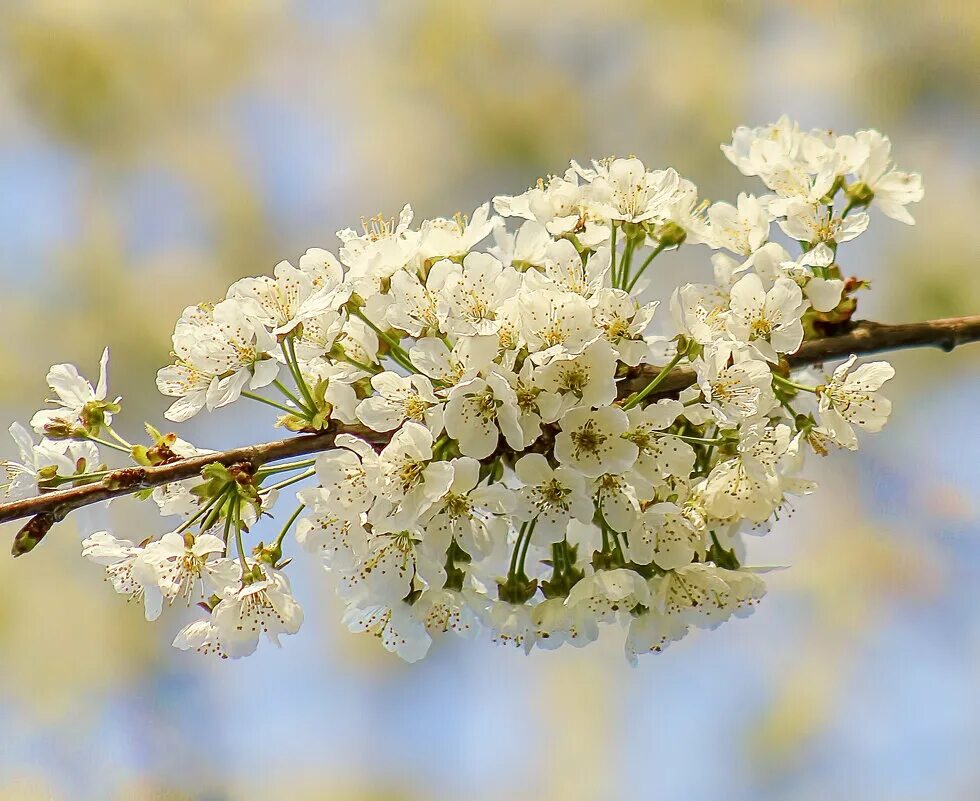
[12,512,55,557]
[656,220,687,248]
[845,181,875,208]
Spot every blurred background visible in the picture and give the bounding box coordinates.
[1,1,978,799]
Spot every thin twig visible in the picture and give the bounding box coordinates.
[3,316,979,538]
[2,425,386,528]
[617,315,980,397]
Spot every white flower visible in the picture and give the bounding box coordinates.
[356,372,443,433]
[157,299,279,419]
[708,193,771,255]
[441,252,522,335]
[444,370,523,459]
[726,273,807,362]
[81,532,154,617]
[416,588,481,639]
[836,130,923,224]
[295,506,368,571]
[651,563,766,630]
[227,259,315,336]
[624,402,697,486]
[670,282,731,346]
[657,178,710,246]
[338,204,420,284]
[628,502,705,570]
[592,472,646,534]
[345,600,432,662]
[566,569,651,624]
[2,423,99,501]
[31,347,117,435]
[477,599,537,651]
[420,457,513,558]
[301,434,382,518]
[588,158,681,224]
[816,356,895,448]
[505,360,560,448]
[377,422,454,520]
[531,598,599,649]
[702,424,793,522]
[748,242,844,314]
[523,238,607,299]
[512,453,594,545]
[554,406,637,478]
[386,259,457,336]
[721,116,804,177]
[695,356,777,423]
[536,339,618,411]
[418,203,496,263]
[519,289,600,364]
[156,306,218,422]
[409,335,499,387]
[625,607,691,663]
[489,219,550,269]
[778,202,869,246]
[338,529,427,604]
[203,565,303,658]
[593,289,658,366]
[134,531,241,619]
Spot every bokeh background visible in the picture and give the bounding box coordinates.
[1,2,979,799]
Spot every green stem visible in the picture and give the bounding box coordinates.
[284,337,319,413]
[609,528,626,563]
[609,223,619,286]
[201,486,233,533]
[341,355,383,375]
[618,239,636,290]
[104,425,132,449]
[241,390,301,417]
[517,518,536,575]
[272,379,308,412]
[350,309,416,373]
[261,468,316,495]
[625,242,667,294]
[772,374,818,394]
[273,503,306,549]
[256,458,317,479]
[232,496,248,573]
[672,434,727,447]
[175,490,225,534]
[49,467,116,486]
[431,434,451,460]
[622,349,686,410]
[508,522,528,578]
[84,434,130,454]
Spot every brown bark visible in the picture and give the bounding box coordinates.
[3,315,979,542]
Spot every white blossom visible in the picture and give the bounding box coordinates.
[7,117,921,663]
[817,356,895,448]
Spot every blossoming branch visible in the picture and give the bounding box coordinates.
[3,117,977,663]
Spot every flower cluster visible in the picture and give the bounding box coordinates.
[4,118,918,662]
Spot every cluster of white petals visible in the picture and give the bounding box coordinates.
[5,118,919,662]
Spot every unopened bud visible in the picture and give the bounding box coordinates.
[845,181,874,208]
[656,220,687,248]
[12,512,55,557]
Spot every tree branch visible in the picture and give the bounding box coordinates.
[3,315,978,544]
[618,315,980,397]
